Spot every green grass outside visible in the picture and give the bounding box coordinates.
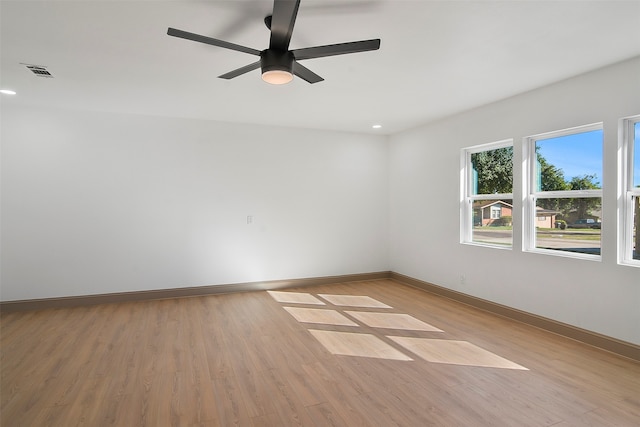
[473,226,602,242]
[536,233,601,241]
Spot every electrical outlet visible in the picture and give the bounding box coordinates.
[459,274,466,285]
[247,215,253,224]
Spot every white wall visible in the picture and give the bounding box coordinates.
[389,57,640,345]
[1,106,389,301]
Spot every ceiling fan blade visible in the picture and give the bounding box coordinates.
[269,0,300,50]
[292,39,380,60]
[293,62,324,84]
[218,61,262,80]
[167,27,261,56]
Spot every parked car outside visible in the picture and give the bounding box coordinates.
[568,219,601,229]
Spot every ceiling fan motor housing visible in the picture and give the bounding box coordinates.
[260,50,294,75]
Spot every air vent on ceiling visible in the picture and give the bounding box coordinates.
[24,64,53,78]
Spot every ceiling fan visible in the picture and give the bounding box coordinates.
[167,0,381,85]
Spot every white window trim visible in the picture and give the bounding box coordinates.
[523,123,603,260]
[618,115,640,266]
[460,139,513,248]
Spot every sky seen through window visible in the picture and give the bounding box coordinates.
[535,129,603,188]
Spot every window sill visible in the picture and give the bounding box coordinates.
[524,247,601,261]
[461,241,513,251]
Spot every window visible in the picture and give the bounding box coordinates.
[523,124,603,258]
[619,115,640,266]
[491,206,501,219]
[461,140,513,248]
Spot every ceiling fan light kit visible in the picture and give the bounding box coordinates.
[168,0,380,85]
[262,70,293,85]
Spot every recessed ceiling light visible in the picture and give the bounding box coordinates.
[372,124,382,129]
[0,89,17,95]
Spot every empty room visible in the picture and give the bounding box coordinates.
[1,1,639,426]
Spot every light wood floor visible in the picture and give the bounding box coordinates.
[2,280,639,426]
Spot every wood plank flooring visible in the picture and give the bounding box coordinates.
[2,279,639,426]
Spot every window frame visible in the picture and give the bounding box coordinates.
[523,123,603,260]
[460,139,513,249]
[618,115,640,267]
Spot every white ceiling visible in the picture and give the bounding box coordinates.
[2,0,640,134]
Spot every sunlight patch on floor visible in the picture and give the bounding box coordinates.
[388,337,528,370]
[309,329,413,361]
[283,307,359,326]
[318,294,392,308]
[345,311,443,332]
[267,291,325,305]
[270,291,526,369]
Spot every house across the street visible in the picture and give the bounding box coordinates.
[535,207,559,228]
[474,201,559,228]
[473,200,512,226]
